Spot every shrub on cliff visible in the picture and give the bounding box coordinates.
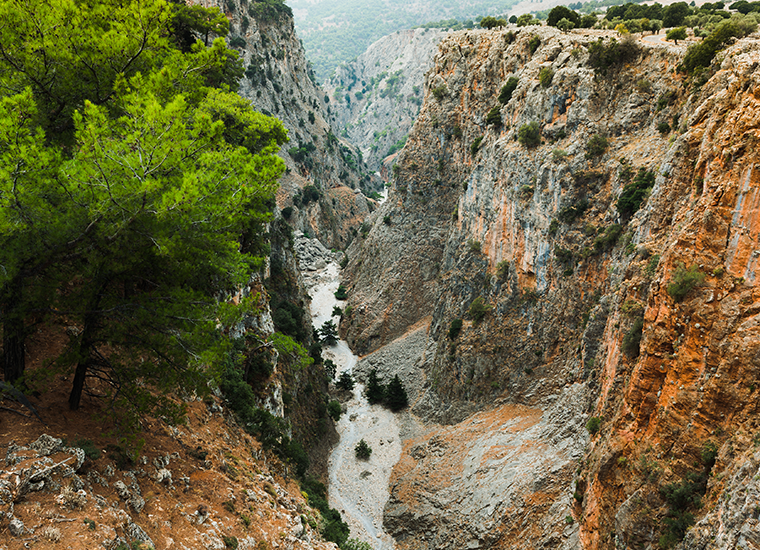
[448,319,463,339]
[471,135,484,155]
[586,416,602,434]
[587,36,641,75]
[593,224,623,253]
[681,19,751,74]
[667,263,705,302]
[617,168,655,218]
[528,35,541,54]
[518,122,541,147]
[334,284,348,300]
[585,133,609,159]
[327,400,342,421]
[622,316,644,357]
[499,77,519,104]
[486,105,502,126]
[468,297,492,324]
[539,67,554,87]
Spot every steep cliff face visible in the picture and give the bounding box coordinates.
[343,24,760,550]
[201,0,380,249]
[326,28,447,171]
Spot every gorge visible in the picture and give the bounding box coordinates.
[2,2,760,550]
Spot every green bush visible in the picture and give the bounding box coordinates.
[617,168,655,218]
[587,37,641,75]
[547,5,581,27]
[486,105,502,126]
[468,239,482,253]
[327,400,342,421]
[334,285,348,300]
[517,122,541,147]
[471,135,484,155]
[528,35,541,54]
[468,297,492,324]
[622,316,644,358]
[665,26,687,44]
[301,477,349,546]
[539,67,554,87]
[448,318,463,340]
[657,121,671,134]
[558,198,589,224]
[432,85,448,100]
[682,20,748,74]
[355,439,372,460]
[72,439,100,461]
[496,260,510,281]
[586,416,602,434]
[645,254,661,278]
[343,539,373,550]
[336,372,355,391]
[594,224,623,253]
[666,263,705,302]
[499,77,519,104]
[585,134,608,159]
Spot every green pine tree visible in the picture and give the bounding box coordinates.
[365,369,385,405]
[385,375,409,412]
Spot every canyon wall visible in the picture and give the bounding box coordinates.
[204,0,380,249]
[326,28,447,171]
[343,25,760,549]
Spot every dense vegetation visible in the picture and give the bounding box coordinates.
[0,0,287,432]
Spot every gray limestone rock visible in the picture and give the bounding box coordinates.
[8,516,24,536]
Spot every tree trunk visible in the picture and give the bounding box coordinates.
[69,276,109,410]
[3,316,26,383]
[2,278,26,383]
[68,313,95,411]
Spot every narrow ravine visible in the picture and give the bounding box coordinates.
[299,235,400,550]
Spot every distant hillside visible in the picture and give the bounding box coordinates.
[289,0,520,82]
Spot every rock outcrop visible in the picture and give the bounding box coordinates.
[343,23,760,550]
[326,28,448,171]
[199,0,381,249]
